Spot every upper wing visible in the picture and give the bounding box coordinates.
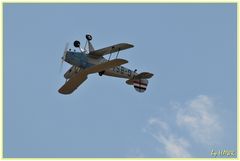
[88,43,134,59]
[58,58,128,94]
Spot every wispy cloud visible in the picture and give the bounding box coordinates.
[176,95,222,145]
[144,95,223,157]
[147,118,192,158]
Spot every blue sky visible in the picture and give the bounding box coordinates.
[3,3,237,158]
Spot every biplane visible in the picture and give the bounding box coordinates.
[59,34,153,94]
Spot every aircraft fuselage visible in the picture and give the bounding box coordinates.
[64,50,137,79]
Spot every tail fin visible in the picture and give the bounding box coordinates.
[132,79,148,93]
[126,72,153,93]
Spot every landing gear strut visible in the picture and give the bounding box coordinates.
[99,71,105,76]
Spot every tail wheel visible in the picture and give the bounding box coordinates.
[99,71,105,76]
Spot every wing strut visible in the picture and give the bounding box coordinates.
[116,49,120,59]
[108,47,121,61]
[108,50,112,61]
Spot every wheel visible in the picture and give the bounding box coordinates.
[86,34,92,41]
[74,40,80,48]
[99,71,104,76]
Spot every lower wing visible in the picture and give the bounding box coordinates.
[58,58,128,94]
[58,73,88,94]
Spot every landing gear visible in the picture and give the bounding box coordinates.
[74,40,80,48]
[99,71,105,76]
[86,34,92,41]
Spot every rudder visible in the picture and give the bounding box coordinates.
[133,79,148,93]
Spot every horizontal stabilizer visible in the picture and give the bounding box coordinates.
[126,72,153,85]
[125,71,153,93]
[134,72,153,79]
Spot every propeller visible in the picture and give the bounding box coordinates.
[60,43,69,73]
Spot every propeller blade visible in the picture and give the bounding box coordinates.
[60,61,64,73]
[63,42,69,61]
[60,43,69,73]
